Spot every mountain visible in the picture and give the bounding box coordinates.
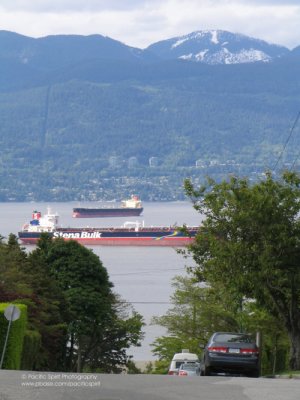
[0,30,291,73]
[0,30,299,202]
[0,30,157,72]
[147,30,289,64]
[0,30,161,91]
[292,45,300,54]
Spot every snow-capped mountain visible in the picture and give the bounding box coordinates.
[147,30,289,64]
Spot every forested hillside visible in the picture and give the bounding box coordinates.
[0,31,300,201]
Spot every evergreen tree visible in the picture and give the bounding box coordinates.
[0,234,67,371]
[30,236,144,372]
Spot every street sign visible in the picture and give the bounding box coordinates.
[0,305,21,369]
[4,305,21,322]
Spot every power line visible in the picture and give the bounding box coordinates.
[273,110,300,172]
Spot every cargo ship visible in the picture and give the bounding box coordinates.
[18,209,198,247]
[72,195,143,218]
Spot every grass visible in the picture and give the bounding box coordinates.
[275,370,300,378]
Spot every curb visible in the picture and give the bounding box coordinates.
[264,374,300,379]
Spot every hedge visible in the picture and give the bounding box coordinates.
[0,303,27,370]
[20,330,41,370]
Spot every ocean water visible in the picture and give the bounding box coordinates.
[0,201,202,361]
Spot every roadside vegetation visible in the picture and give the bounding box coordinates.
[0,235,144,372]
[1,171,299,375]
[152,171,300,375]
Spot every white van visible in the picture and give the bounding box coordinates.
[168,350,200,375]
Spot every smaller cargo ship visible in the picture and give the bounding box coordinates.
[72,195,143,218]
[18,209,198,247]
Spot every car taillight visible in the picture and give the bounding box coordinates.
[208,346,227,353]
[168,371,177,375]
[179,371,188,376]
[240,348,259,355]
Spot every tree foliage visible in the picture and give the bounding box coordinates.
[152,274,289,374]
[0,234,67,371]
[151,275,240,359]
[0,234,144,372]
[184,171,300,370]
[29,235,144,372]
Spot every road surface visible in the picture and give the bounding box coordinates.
[0,371,299,400]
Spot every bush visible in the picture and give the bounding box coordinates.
[0,303,27,369]
[20,330,41,370]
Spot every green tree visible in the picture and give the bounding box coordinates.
[0,234,30,301]
[242,301,289,374]
[25,245,68,371]
[30,235,144,372]
[0,234,67,371]
[82,297,144,373]
[184,171,300,370]
[152,274,289,374]
[151,276,239,362]
[126,360,142,374]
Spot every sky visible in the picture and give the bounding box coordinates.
[1,0,300,49]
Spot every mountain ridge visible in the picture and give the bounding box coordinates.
[0,29,295,69]
[146,29,290,64]
[0,29,299,201]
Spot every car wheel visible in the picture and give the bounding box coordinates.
[247,370,260,378]
[203,365,211,376]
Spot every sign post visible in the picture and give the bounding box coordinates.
[0,305,21,369]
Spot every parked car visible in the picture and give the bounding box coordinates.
[178,362,201,376]
[200,332,260,377]
[168,350,200,375]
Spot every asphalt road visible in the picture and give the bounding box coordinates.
[0,371,299,400]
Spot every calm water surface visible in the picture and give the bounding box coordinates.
[0,201,202,361]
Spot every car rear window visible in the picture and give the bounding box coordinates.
[181,364,198,370]
[214,333,253,343]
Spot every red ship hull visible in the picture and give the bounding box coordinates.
[18,236,195,247]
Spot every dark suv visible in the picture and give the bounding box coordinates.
[200,332,260,377]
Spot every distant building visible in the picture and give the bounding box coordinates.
[195,159,206,168]
[209,159,219,166]
[226,159,236,165]
[109,156,122,168]
[149,157,159,167]
[128,157,138,168]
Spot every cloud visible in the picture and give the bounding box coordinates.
[210,0,300,4]
[0,0,299,49]
[1,0,300,13]
[241,0,300,3]
[145,0,300,48]
[0,0,153,12]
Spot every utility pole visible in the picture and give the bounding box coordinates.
[0,305,21,369]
